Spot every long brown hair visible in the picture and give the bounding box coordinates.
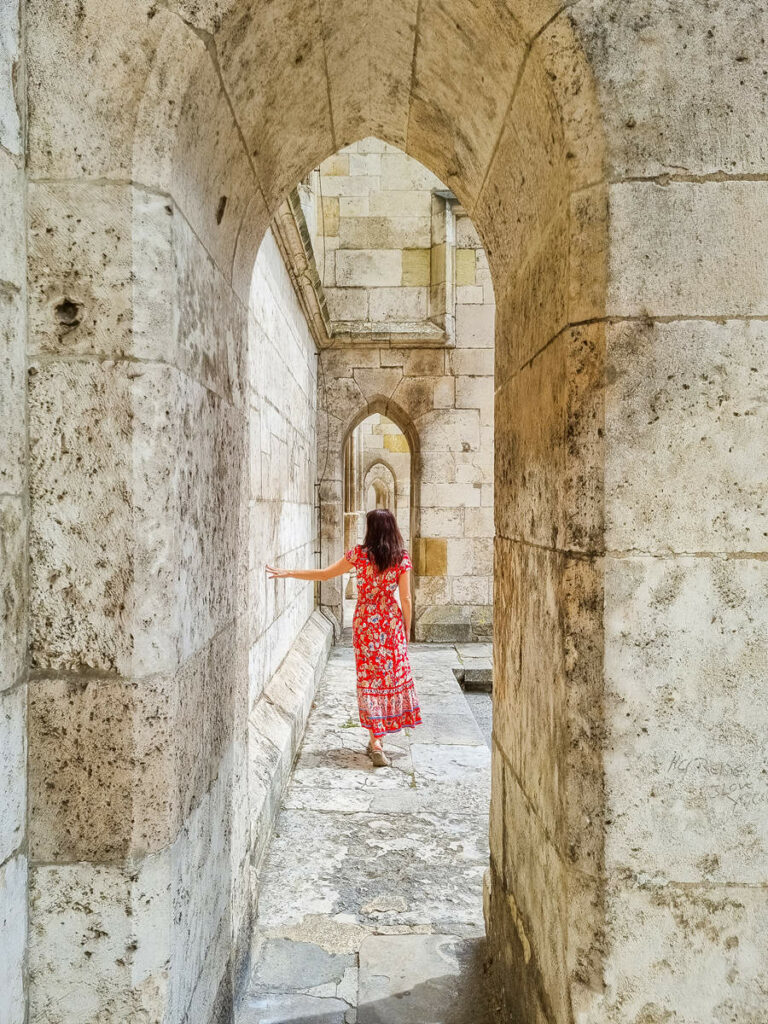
[363,509,406,572]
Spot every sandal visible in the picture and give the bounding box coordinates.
[370,747,389,768]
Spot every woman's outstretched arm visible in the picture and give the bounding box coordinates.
[265,554,353,582]
[398,569,412,639]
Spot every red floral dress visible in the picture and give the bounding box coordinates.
[345,544,422,738]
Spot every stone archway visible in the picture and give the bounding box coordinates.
[10,1,766,1022]
[20,5,608,1020]
[323,396,422,636]
[364,460,398,516]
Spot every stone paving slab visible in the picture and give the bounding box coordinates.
[240,992,351,1023]
[411,712,485,746]
[255,808,489,934]
[358,934,495,1024]
[237,643,495,1024]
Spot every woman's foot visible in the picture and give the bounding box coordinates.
[370,747,389,767]
[367,734,389,767]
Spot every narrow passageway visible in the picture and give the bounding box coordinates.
[238,644,495,1024]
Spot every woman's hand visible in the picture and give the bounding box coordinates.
[265,564,291,579]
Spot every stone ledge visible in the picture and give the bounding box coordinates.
[248,611,334,871]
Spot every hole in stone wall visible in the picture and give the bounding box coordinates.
[215,195,227,224]
[54,298,82,329]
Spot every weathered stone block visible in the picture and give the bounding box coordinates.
[454,302,495,349]
[456,285,484,304]
[452,575,489,605]
[0,151,23,289]
[28,183,173,360]
[455,454,490,486]
[368,286,427,322]
[573,0,768,179]
[321,196,340,235]
[473,46,568,264]
[495,206,569,384]
[323,153,349,176]
[455,375,493,415]
[339,195,369,217]
[28,359,246,677]
[447,538,493,577]
[28,859,171,1024]
[325,287,370,321]
[569,183,608,325]
[402,349,444,376]
[502,765,570,1024]
[455,214,481,249]
[349,151,381,176]
[495,324,605,554]
[379,151,442,191]
[596,878,768,1021]
[421,507,463,538]
[28,675,177,861]
[432,376,455,409]
[449,348,493,377]
[455,248,476,286]
[352,366,404,404]
[0,3,22,156]
[532,9,605,191]
[416,537,448,576]
[0,685,25,864]
[369,190,430,218]
[608,180,768,317]
[418,409,481,452]
[414,575,451,606]
[421,481,482,508]
[494,538,603,870]
[339,215,430,250]
[389,376,435,420]
[217,0,333,214]
[0,855,26,1024]
[0,498,26,694]
[318,174,381,198]
[383,433,409,453]
[604,554,768,883]
[464,507,494,538]
[606,318,768,553]
[415,605,473,643]
[0,285,24,495]
[335,249,402,287]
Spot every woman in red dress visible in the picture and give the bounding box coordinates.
[266,509,421,767]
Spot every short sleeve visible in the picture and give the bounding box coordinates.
[397,551,412,578]
[345,544,360,567]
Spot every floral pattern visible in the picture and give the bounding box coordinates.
[345,544,422,738]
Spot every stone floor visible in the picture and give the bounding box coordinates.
[238,643,497,1024]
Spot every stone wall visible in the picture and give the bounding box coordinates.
[0,2,27,1020]
[24,150,328,1021]
[310,138,444,336]
[8,2,768,1022]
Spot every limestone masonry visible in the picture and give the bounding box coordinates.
[1,1,768,1023]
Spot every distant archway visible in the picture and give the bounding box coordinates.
[364,460,398,515]
[336,405,418,634]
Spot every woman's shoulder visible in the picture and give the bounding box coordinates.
[345,543,365,564]
[399,549,412,568]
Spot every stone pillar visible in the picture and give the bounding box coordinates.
[25,181,252,1022]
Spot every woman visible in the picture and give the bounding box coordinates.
[266,509,421,767]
